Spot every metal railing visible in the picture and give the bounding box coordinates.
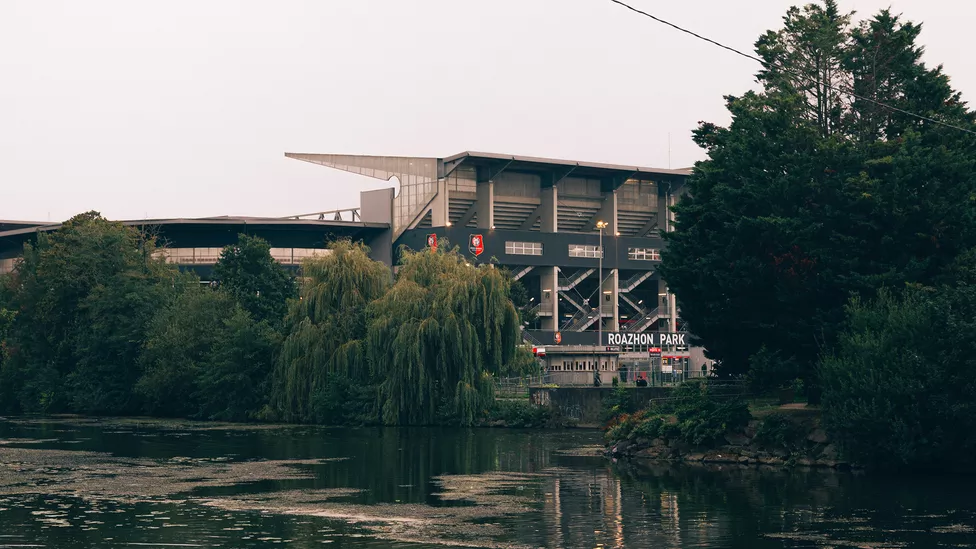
[495,373,738,392]
[512,266,534,281]
[558,291,586,313]
[621,306,662,332]
[620,270,655,292]
[560,305,594,331]
[284,208,361,222]
[558,268,594,291]
[521,330,543,346]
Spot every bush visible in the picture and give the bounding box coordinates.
[604,381,751,447]
[821,286,976,470]
[753,412,805,451]
[600,386,638,423]
[309,373,376,426]
[746,346,800,395]
[487,400,554,428]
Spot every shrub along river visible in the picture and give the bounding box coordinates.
[0,417,974,548]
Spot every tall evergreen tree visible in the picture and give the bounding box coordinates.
[660,2,976,393]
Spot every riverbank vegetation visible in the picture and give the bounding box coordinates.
[0,214,535,426]
[610,1,976,471]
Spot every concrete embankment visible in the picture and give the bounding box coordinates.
[528,386,671,427]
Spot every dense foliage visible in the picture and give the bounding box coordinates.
[137,288,279,421]
[213,234,296,325]
[0,217,291,419]
[605,382,751,447]
[272,243,524,426]
[368,248,520,425]
[0,212,185,413]
[821,285,976,470]
[0,219,531,425]
[271,240,391,423]
[0,216,532,425]
[660,1,976,396]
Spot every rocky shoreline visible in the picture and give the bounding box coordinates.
[606,417,861,470]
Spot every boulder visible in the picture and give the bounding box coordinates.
[669,440,693,453]
[806,429,828,444]
[819,444,839,461]
[744,420,760,439]
[724,433,750,446]
[703,451,738,463]
[634,447,666,459]
[758,455,784,466]
[613,441,633,456]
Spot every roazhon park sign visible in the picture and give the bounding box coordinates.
[603,332,687,347]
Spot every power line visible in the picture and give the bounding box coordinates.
[608,0,976,137]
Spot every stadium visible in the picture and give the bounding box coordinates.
[0,150,712,380]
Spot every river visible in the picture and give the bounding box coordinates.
[0,417,974,548]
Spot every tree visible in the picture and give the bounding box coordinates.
[367,246,520,426]
[138,284,279,421]
[0,280,15,407]
[271,240,391,423]
[1,212,183,413]
[213,234,296,325]
[195,307,280,421]
[660,2,976,394]
[137,288,239,417]
[506,274,538,328]
[821,285,976,470]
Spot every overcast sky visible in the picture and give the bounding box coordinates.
[2,0,973,222]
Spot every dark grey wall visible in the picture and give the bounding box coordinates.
[527,330,598,346]
[361,188,395,266]
[529,386,671,425]
[396,227,665,270]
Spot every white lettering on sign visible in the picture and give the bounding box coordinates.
[605,332,687,347]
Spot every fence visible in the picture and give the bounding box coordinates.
[494,372,743,398]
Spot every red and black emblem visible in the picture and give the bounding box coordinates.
[468,234,484,256]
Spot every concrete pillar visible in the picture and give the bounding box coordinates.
[432,177,449,227]
[657,278,668,327]
[540,266,559,331]
[540,186,558,233]
[476,181,494,229]
[601,268,619,332]
[664,192,678,334]
[588,190,619,234]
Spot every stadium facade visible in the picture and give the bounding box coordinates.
[0,151,713,378]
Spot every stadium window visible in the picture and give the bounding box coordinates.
[505,241,543,256]
[568,244,603,258]
[627,247,661,261]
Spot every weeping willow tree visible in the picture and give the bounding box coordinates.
[367,246,520,426]
[271,240,391,422]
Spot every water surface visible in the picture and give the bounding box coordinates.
[1,416,974,548]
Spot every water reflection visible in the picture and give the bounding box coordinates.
[1,417,975,548]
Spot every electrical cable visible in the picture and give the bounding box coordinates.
[608,0,976,136]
